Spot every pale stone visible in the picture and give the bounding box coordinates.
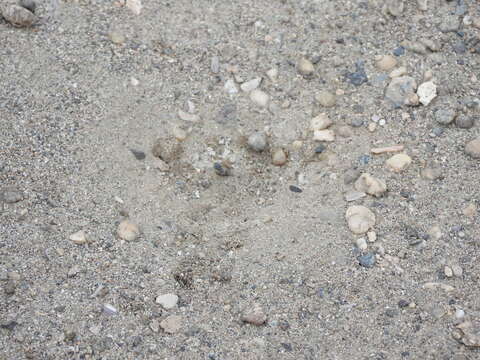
[297,58,314,76]
[345,206,376,234]
[376,55,397,71]
[156,294,179,309]
[250,89,270,108]
[315,91,336,108]
[389,66,408,78]
[310,114,332,131]
[160,315,182,334]
[240,78,262,92]
[385,153,412,172]
[465,138,480,159]
[117,220,140,241]
[417,81,437,106]
[354,173,387,197]
[69,230,88,245]
[271,148,288,166]
[313,130,335,142]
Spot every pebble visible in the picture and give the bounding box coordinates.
[419,38,441,52]
[272,148,288,166]
[117,220,140,241]
[103,304,118,316]
[240,78,262,93]
[155,294,179,310]
[428,225,443,240]
[224,79,238,94]
[266,67,278,82]
[241,305,267,326]
[19,0,36,13]
[350,118,364,128]
[417,81,437,106]
[337,125,353,138]
[310,113,332,131]
[435,108,457,125]
[314,144,326,154]
[465,138,480,158]
[455,321,480,347]
[401,40,427,55]
[247,132,267,152]
[439,15,460,33]
[370,145,404,154]
[354,173,387,197]
[289,185,302,193]
[444,266,453,278]
[355,238,368,251]
[452,265,463,277]
[250,89,270,108]
[345,205,376,234]
[416,0,427,11]
[126,0,142,15]
[211,56,220,73]
[213,162,230,176]
[69,230,88,245]
[297,58,315,77]
[393,46,405,56]
[463,203,477,218]
[385,153,412,172]
[313,130,335,142]
[358,253,376,268]
[68,265,80,278]
[178,109,200,122]
[385,76,418,107]
[455,309,465,319]
[421,166,444,180]
[315,91,336,108]
[367,231,377,243]
[456,115,475,129]
[389,66,408,79]
[0,3,36,27]
[160,315,182,334]
[345,62,368,86]
[130,149,146,160]
[2,188,23,203]
[152,138,182,163]
[376,55,397,71]
[344,191,366,202]
[368,123,377,132]
[109,31,125,45]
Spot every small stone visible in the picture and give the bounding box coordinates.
[69,230,88,245]
[178,109,200,122]
[155,294,179,310]
[463,203,477,218]
[350,118,364,128]
[344,168,361,184]
[151,138,182,163]
[428,225,443,240]
[345,62,368,86]
[272,148,288,166]
[172,126,187,142]
[389,66,408,79]
[68,265,80,278]
[160,315,182,334]
[345,205,376,234]
[315,91,336,108]
[247,132,267,152]
[423,70,433,82]
[241,305,267,326]
[126,0,142,15]
[103,304,118,316]
[398,299,410,308]
[465,138,480,158]
[0,4,36,27]
[367,231,377,243]
[344,191,366,202]
[456,115,475,129]
[130,149,146,160]
[417,81,437,106]
[354,173,387,197]
[385,154,412,172]
[356,237,368,251]
[385,76,417,108]
[224,79,238,94]
[337,125,353,138]
[297,58,314,77]
[19,0,36,13]
[393,46,405,56]
[419,38,441,52]
[435,108,457,125]
[211,56,220,73]
[266,67,278,82]
[376,55,397,71]
[2,188,23,203]
[213,162,230,176]
[455,309,465,319]
[401,40,427,55]
[240,78,262,92]
[444,266,453,278]
[455,321,480,347]
[421,166,443,180]
[109,31,125,45]
[452,265,463,277]
[250,89,270,108]
[117,220,140,241]
[313,130,335,142]
[310,114,332,131]
[289,185,302,193]
[439,15,460,33]
[368,123,377,132]
[4,281,16,295]
[358,253,376,268]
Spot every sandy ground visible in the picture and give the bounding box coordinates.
[1,0,480,359]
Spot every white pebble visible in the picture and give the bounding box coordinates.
[355,238,368,250]
[250,89,270,108]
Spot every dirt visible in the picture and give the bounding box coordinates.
[1,0,480,359]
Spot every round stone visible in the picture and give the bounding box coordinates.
[117,220,140,241]
[345,205,376,234]
[456,115,475,129]
[247,132,267,152]
[155,294,179,309]
[310,113,332,131]
[250,89,270,108]
[376,55,397,71]
[465,138,480,158]
[385,153,412,172]
[354,173,387,197]
[435,108,457,125]
[271,148,288,166]
[297,58,314,76]
[315,91,336,108]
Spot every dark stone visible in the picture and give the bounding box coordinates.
[345,61,368,86]
[213,162,229,176]
[19,0,36,13]
[281,343,293,352]
[359,253,375,268]
[0,321,18,331]
[393,46,405,56]
[398,299,410,308]
[452,41,467,54]
[314,144,326,154]
[350,118,364,127]
[289,185,302,193]
[358,154,371,165]
[130,149,146,160]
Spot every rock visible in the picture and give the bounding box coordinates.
[272,148,288,166]
[69,230,88,245]
[310,114,332,131]
[421,166,444,180]
[178,109,200,122]
[389,66,408,79]
[1,188,23,203]
[385,0,404,17]
[455,321,480,347]
[385,154,412,172]
[250,89,270,108]
[211,56,220,73]
[315,91,336,108]
[416,0,427,11]
[452,265,463,277]
[354,173,387,197]
[103,304,118,316]
[151,138,182,163]
[337,125,353,138]
[241,305,267,326]
[465,138,480,158]
[344,191,366,202]
[68,265,80,278]
[367,231,377,243]
[376,55,397,71]
[401,40,427,55]
[444,266,453,278]
[435,108,457,125]
[370,145,404,154]
[266,67,278,82]
[297,58,314,77]
[344,168,361,185]
[428,225,443,241]
[417,81,437,106]
[345,206,376,234]
[117,220,140,241]
[155,294,179,310]
[419,38,441,52]
[456,115,475,129]
[356,237,368,251]
[345,62,368,86]
[0,3,36,27]
[313,130,335,142]
[160,315,182,334]
[172,126,187,141]
[455,309,466,319]
[130,149,146,160]
[439,15,460,33]
[463,203,477,218]
[385,76,418,107]
[247,132,267,152]
[109,31,125,45]
[126,0,142,15]
[359,253,376,268]
[240,78,262,93]
[19,0,36,13]
[224,79,238,94]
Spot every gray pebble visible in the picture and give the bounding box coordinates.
[350,118,364,127]
[435,108,457,125]
[439,15,460,33]
[358,253,376,268]
[456,115,474,129]
[247,132,267,152]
